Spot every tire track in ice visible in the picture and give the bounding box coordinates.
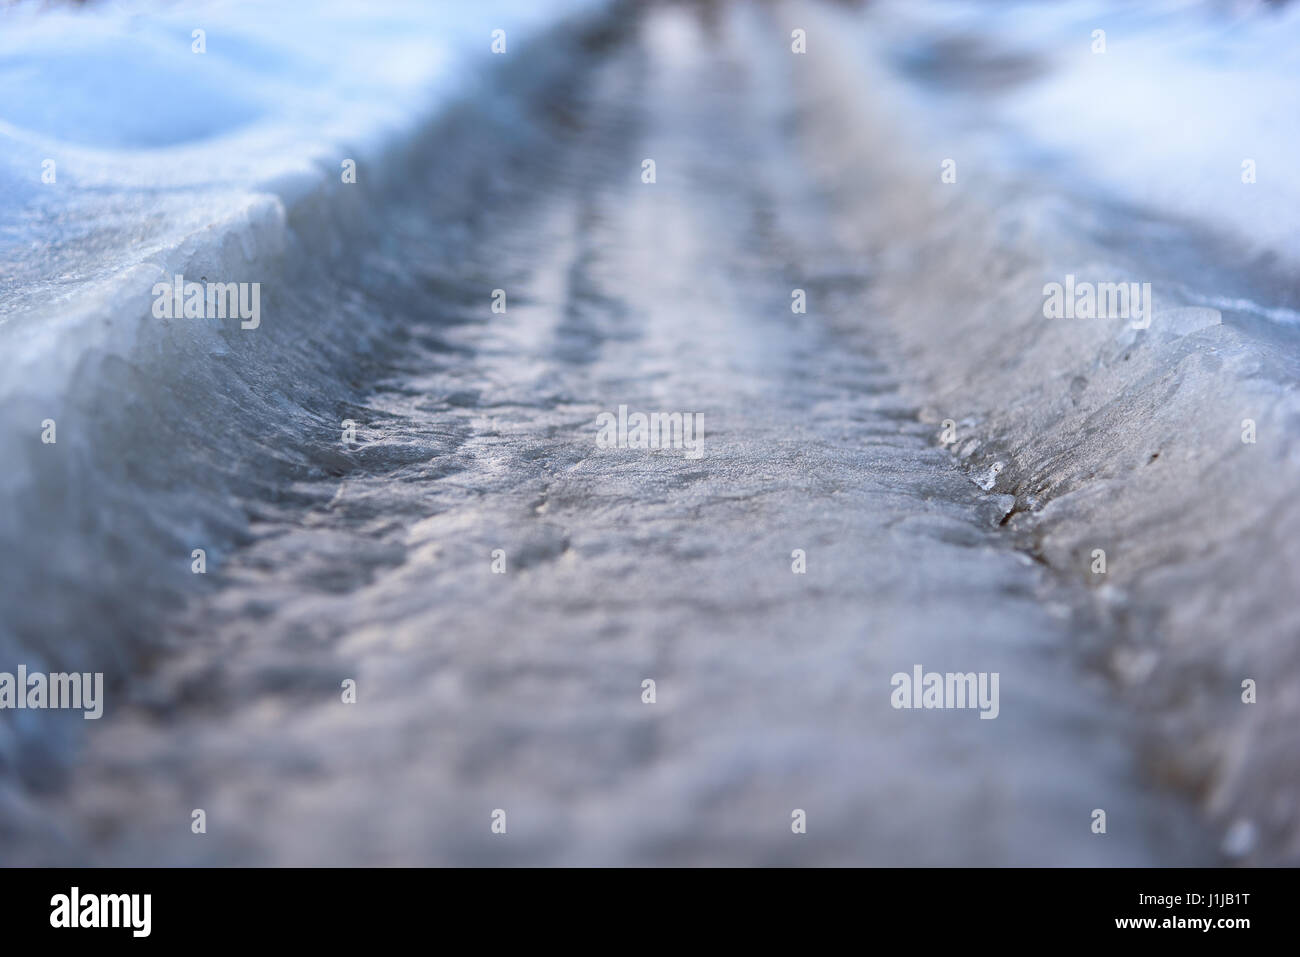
[10,1,1211,865]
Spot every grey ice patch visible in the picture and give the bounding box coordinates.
[976,461,1004,491]
[1152,306,1222,336]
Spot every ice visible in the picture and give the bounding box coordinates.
[1,0,1296,866]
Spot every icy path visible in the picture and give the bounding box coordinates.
[2,4,1213,865]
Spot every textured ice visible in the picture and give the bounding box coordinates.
[1,0,1297,865]
[804,0,1300,863]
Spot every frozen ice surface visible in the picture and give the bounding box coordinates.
[0,0,1296,864]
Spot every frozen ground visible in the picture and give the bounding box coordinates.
[0,0,1296,865]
